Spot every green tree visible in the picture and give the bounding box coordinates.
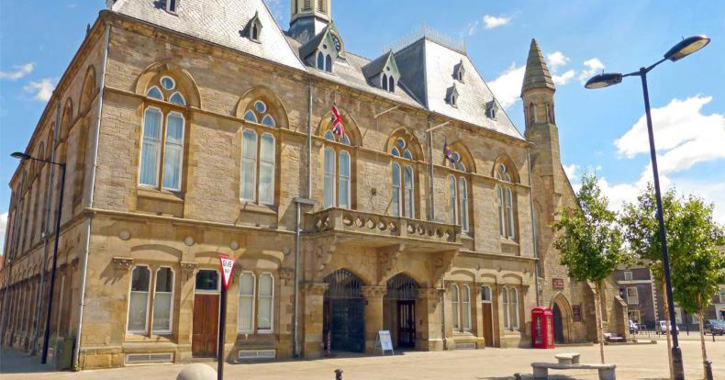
[668,196,725,379]
[554,173,625,363]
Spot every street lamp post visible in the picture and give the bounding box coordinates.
[585,35,711,380]
[11,152,66,365]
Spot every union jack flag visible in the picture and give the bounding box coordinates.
[444,138,454,162]
[331,102,344,138]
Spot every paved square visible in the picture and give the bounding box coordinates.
[1,338,722,379]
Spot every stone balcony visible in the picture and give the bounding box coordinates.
[305,208,461,251]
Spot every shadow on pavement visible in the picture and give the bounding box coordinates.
[0,347,60,374]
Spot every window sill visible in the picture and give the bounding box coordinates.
[124,334,175,343]
[503,330,522,336]
[240,202,277,215]
[500,238,519,246]
[137,188,184,203]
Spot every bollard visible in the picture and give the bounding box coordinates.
[335,368,344,380]
[177,364,217,380]
[704,360,713,380]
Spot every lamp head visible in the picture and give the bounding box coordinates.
[10,152,32,161]
[665,35,711,62]
[585,73,623,89]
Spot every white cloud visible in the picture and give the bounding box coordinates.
[483,15,511,29]
[0,212,6,255]
[489,63,525,110]
[547,51,569,72]
[23,78,55,101]
[615,95,725,174]
[0,62,35,81]
[466,20,480,36]
[578,58,605,83]
[563,164,580,180]
[553,69,577,85]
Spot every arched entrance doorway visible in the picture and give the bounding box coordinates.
[323,269,365,353]
[551,294,573,344]
[384,274,419,349]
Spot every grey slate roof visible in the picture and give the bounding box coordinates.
[109,0,305,71]
[361,50,393,79]
[110,0,523,140]
[522,39,555,95]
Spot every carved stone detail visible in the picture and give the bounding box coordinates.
[112,257,135,271]
[279,267,294,280]
[361,285,387,299]
[302,282,329,296]
[418,287,441,300]
[181,261,198,281]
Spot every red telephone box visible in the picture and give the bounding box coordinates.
[532,307,555,349]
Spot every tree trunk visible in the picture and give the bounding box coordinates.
[698,295,708,380]
[595,281,605,364]
[662,277,674,380]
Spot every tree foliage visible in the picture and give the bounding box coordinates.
[554,173,625,282]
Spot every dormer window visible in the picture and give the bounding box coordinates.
[447,85,459,107]
[244,11,263,43]
[486,100,499,120]
[317,51,333,73]
[381,74,395,93]
[454,60,465,82]
[166,0,178,14]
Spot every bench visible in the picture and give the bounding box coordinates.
[531,362,616,380]
[554,353,580,365]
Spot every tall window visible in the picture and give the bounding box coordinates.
[447,149,471,233]
[495,164,516,239]
[502,287,510,330]
[166,0,178,13]
[510,287,519,330]
[241,100,277,205]
[391,137,416,218]
[139,76,187,192]
[462,285,471,331]
[258,274,274,332]
[323,128,352,209]
[128,266,150,334]
[238,272,255,333]
[153,267,174,334]
[325,54,333,73]
[451,284,460,331]
[626,287,639,305]
[317,52,325,71]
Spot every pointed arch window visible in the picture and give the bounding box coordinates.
[389,76,395,92]
[495,163,516,239]
[241,99,278,205]
[323,125,353,209]
[502,287,510,330]
[166,0,178,14]
[451,284,460,331]
[462,285,472,331]
[390,136,416,218]
[447,149,471,233]
[238,272,255,333]
[139,76,187,192]
[325,54,333,73]
[382,74,389,91]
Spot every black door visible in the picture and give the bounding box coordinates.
[553,304,565,344]
[323,270,365,353]
[397,301,416,348]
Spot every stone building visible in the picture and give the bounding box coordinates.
[0,0,627,370]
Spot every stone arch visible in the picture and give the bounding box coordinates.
[321,266,371,288]
[550,292,574,344]
[449,269,476,282]
[445,140,477,173]
[492,154,520,183]
[130,244,183,262]
[236,86,290,129]
[60,98,74,141]
[501,272,523,286]
[385,273,420,300]
[318,107,362,146]
[79,65,97,112]
[386,127,424,161]
[134,61,201,108]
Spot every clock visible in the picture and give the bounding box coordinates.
[331,34,342,52]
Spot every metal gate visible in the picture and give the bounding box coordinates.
[323,269,365,353]
[386,274,419,348]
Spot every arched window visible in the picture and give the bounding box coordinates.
[382,74,389,91]
[127,266,150,335]
[451,284,460,331]
[449,176,457,225]
[325,54,333,73]
[153,267,175,334]
[166,0,178,13]
[238,272,255,333]
[510,287,519,330]
[462,285,471,331]
[258,273,274,332]
[390,135,418,218]
[317,52,325,70]
[447,147,471,233]
[495,163,516,239]
[502,287,510,330]
[323,125,353,209]
[528,103,536,124]
[241,99,278,206]
[389,76,395,92]
[139,76,187,192]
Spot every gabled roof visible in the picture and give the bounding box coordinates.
[109,0,304,70]
[362,50,397,79]
[522,39,555,95]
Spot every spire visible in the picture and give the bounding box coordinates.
[521,39,555,96]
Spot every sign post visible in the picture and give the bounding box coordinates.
[374,330,394,355]
[218,255,236,380]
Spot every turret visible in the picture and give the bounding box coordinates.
[289,0,332,44]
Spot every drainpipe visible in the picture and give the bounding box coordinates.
[427,119,435,221]
[30,101,62,355]
[440,279,447,350]
[73,23,111,369]
[292,198,315,358]
[527,150,540,307]
[307,83,313,199]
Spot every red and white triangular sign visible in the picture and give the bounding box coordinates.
[219,255,236,291]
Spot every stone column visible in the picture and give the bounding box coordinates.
[473,284,484,347]
[177,262,198,363]
[416,288,444,351]
[301,282,328,359]
[361,285,386,353]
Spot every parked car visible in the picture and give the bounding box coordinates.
[704,320,725,336]
[658,320,680,334]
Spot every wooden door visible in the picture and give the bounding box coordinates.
[482,303,494,347]
[192,294,219,357]
[397,301,416,348]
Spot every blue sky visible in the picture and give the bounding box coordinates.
[1,0,724,252]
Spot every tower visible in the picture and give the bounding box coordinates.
[289,0,332,43]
